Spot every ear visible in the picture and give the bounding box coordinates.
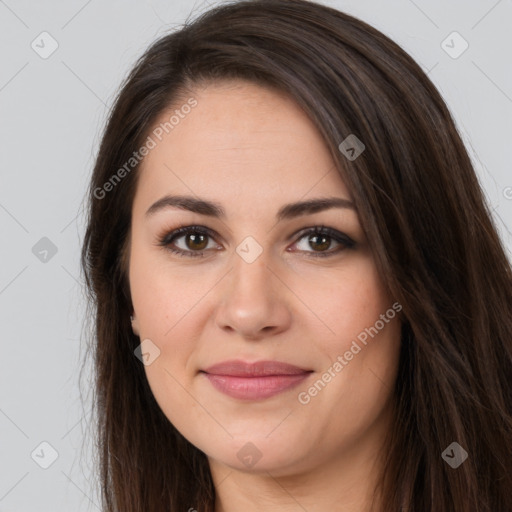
[130,313,140,336]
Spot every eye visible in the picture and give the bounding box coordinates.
[158,225,220,258]
[157,224,355,258]
[289,225,355,258]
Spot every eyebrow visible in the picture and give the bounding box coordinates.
[145,194,355,221]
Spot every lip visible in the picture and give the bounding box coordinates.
[201,360,313,400]
[203,359,311,377]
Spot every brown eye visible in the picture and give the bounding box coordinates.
[159,225,218,258]
[307,233,332,252]
[185,232,209,251]
[290,226,355,258]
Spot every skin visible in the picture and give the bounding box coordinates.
[129,79,402,511]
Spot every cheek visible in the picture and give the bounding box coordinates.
[292,255,401,403]
[128,243,212,417]
[289,254,393,343]
[143,361,211,456]
[295,268,401,450]
[129,254,206,441]
[129,242,209,337]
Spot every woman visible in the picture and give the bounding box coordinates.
[80,0,512,510]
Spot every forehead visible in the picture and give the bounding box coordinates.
[133,80,351,211]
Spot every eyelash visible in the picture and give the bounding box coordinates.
[157,224,356,259]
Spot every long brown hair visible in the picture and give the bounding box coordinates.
[80,0,512,510]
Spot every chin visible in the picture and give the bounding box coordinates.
[202,433,309,475]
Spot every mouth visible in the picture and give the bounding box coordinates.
[200,359,313,400]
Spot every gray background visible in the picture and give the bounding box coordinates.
[0,0,510,510]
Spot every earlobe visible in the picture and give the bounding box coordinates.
[130,314,140,336]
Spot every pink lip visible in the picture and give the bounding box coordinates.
[201,360,313,400]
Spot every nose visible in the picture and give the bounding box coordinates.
[213,248,292,340]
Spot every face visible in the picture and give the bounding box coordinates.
[128,79,402,478]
